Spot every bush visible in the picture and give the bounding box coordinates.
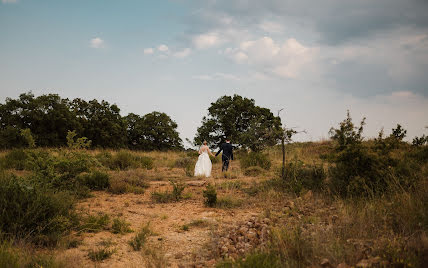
[79,213,110,233]
[104,151,154,170]
[0,241,64,268]
[175,157,194,177]
[88,247,115,262]
[0,173,76,246]
[78,171,110,190]
[137,155,154,169]
[111,218,133,234]
[243,166,265,177]
[240,152,271,170]
[216,196,242,209]
[108,175,149,195]
[281,159,326,194]
[2,149,29,170]
[107,150,135,170]
[151,180,186,203]
[203,184,217,207]
[129,224,151,251]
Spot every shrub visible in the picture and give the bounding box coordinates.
[203,184,217,207]
[88,247,115,262]
[79,213,110,233]
[111,218,133,234]
[104,151,154,170]
[240,152,271,170]
[151,180,185,203]
[66,130,91,149]
[0,241,64,268]
[78,171,110,190]
[136,155,154,170]
[281,159,326,194]
[108,150,136,170]
[20,128,36,148]
[108,175,149,195]
[243,166,265,177]
[2,149,29,170]
[216,196,242,209]
[108,179,128,194]
[0,173,76,246]
[129,224,151,251]
[175,157,194,177]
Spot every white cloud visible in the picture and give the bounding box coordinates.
[174,48,191,58]
[225,36,319,79]
[192,32,224,49]
[90,37,104,49]
[143,48,154,55]
[1,0,18,3]
[158,44,169,52]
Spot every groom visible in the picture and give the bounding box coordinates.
[215,138,234,172]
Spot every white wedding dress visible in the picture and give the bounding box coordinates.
[194,147,212,177]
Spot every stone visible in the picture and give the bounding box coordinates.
[320,258,332,267]
[205,259,216,266]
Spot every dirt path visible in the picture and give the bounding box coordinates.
[58,175,263,268]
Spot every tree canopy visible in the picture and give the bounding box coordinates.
[0,92,182,150]
[194,95,282,151]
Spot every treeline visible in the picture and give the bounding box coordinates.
[0,92,182,150]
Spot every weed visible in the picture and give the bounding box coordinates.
[78,170,110,190]
[240,152,271,170]
[79,213,110,233]
[129,224,151,251]
[203,184,217,207]
[243,166,265,177]
[88,247,115,262]
[151,180,185,203]
[111,218,133,234]
[216,196,242,209]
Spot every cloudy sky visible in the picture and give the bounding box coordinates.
[1,0,427,144]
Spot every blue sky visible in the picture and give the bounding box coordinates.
[1,0,428,144]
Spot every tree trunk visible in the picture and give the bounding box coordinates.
[281,135,285,180]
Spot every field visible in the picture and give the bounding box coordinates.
[0,142,427,268]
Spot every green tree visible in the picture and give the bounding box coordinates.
[125,112,182,150]
[0,93,80,147]
[20,128,36,148]
[329,110,365,151]
[194,95,282,151]
[70,98,127,148]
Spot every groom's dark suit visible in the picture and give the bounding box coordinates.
[215,142,233,172]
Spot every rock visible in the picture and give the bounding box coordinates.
[205,259,216,266]
[239,226,248,235]
[320,258,332,267]
[303,190,313,200]
[336,263,351,268]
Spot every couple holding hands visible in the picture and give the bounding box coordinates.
[194,139,233,178]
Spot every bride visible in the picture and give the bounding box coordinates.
[194,140,215,177]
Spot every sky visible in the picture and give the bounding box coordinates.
[1,0,428,145]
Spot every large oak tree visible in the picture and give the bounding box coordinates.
[194,95,282,151]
